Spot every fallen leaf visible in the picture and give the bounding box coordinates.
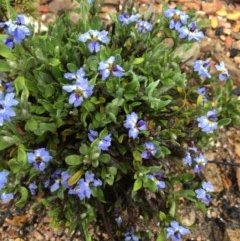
[5,215,28,227]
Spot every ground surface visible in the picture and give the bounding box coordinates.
[1,0,240,240]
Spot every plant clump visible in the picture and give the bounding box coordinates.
[0,0,239,240]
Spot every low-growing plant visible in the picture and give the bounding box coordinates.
[0,0,239,240]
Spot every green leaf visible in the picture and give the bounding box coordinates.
[157,229,167,241]
[133,150,142,162]
[133,57,144,65]
[159,211,166,221]
[0,42,14,59]
[79,143,89,155]
[67,63,78,72]
[17,144,27,164]
[49,58,60,66]
[15,186,29,207]
[218,118,231,127]
[25,118,38,132]
[169,201,176,217]
[65,155,82,165]
[14,76,29,99]
[133,178,142,191]
[91,187,105,202]
[124,79,140,100]
[0,137,13,151]
[8,158,22,173]
[0,60,10,72]
[146,80,160,97]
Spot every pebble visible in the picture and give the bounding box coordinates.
[223,28,232,35]
[232,40,240,50]
[211,16,218,29]
[234,56,240,64]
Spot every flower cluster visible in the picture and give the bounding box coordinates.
[88,130,112,151]
[0,80,17,126]
[119,13,152,33]
[0,170,14,203]
[195,181,214,205]
[0,15,30,49]
[62,68,94,107]
[27,148,52,171]
[183,146,208,173]
[68,171,102,200]
[166,221,190,241]
[164,9,204,41]
[194,59,229,82]
[118,13,140,25]
[78,29,109,53]
[124,112,147,139]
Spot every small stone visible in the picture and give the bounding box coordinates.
[225,36,233,48]
[234,56,240,64]
[232,32,240,40]
[223,28,232,35]
[232,40,240,50]
[220,34,226,41]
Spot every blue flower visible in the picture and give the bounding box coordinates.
[88,129,98,142]
[193,153,208,173]
[178,21,204,41]
[124,112,147,139]
[166,221,190,241]
[88,130,112,151]
[0,80,14,98]
[215,61,229,81]
[62,77,94,107]
[147,172,165,191]
[115,216,122,225]
[0,93,18,126]
[78,30,109,53]
[193,60,211,79]
[29,182,37,195]
[137,20,152,33]
[196,86,208,102]
[182,151,192,166]
[197,109,218,133]
[164,9,189,30]
[27,148,52,171]
[64,68,86,81]
[0,170,9,190]
[124,227,139,241]
[118,13,140,25]
[98,56,124,81]
[195,181,214,205]
[141,142,157,159]
[98,134,112,151]
[1,15,30,49]
[1,192,14,203]
[69,171,102,200]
